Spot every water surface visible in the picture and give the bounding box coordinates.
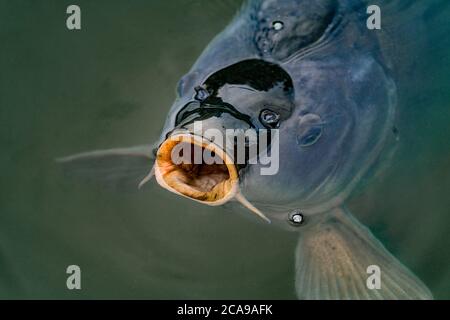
[0,0,449,299]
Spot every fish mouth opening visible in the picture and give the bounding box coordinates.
[154,134,238,204]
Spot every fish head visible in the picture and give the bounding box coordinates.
[154,0,397,227]
[154,59,294,223]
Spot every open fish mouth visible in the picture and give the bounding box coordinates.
[154,133,239,205]
[151,132,270,223]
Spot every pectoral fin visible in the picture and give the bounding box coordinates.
[56,144,157,190]
[295,207,432,300]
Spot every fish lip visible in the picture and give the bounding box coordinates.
[154,133,239,205]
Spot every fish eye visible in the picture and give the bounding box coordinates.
[259,109,280,128]
[298,127,322,147]
[296,113,323,147]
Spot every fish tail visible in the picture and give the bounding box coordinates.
[294,207,432,300]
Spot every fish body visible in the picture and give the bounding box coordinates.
[60,0,438,299]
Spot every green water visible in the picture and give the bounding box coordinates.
[0,0,449,299]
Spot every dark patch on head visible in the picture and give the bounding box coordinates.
[203,59,293,95]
